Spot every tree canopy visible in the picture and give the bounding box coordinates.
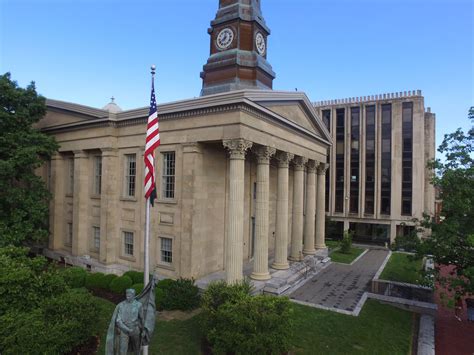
[0,73,58,247]
[420,107,474,297]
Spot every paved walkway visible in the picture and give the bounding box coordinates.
[290,249,389,312]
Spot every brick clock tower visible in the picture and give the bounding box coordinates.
[200,0,276,96]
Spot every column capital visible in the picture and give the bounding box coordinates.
[183,142,203,154]
[73,150,87,159]
[223,139,253,160]
[51,152,63,161]
[293,156,308,171]
[275,151,294,168]
[306,160,318,173]
[253,145,276,165]
[317,163,330,175]
[100,147,118,157]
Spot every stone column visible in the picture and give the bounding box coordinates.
[272,152,294,270]
[315,163,329,249]
[49,153,65,250]
[72,150,89,257]
[303,160,317,255]
[289,156,308,261]
[100,148,119,264]
[223,139,253,283]
[250,146,276,280]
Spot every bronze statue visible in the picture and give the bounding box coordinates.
[106,278,157,354]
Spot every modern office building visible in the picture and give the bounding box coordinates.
[314,93,436,244]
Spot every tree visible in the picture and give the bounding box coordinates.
[0,73,58,247]
[419,107,474,298]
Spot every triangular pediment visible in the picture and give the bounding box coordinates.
[243,91,331,144]
[260,102,322,137]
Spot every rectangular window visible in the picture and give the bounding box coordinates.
[125,154,137,197]
[380,104,392,215]
[65,222,73,246]
[162,152,176,199]
[68,158,74,195]
[401,102,413,215]
[335,108,345,213]
[123,231,134,256]
[350,107,360,213]
[93,156,102,195]
[322,109,331,132]
[160,237,173,264]
[92,226,100,252]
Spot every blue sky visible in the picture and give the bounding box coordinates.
[1,0,472,154]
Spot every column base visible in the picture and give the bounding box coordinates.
[271,262,289,270]
[250,271,271,281]
[315,244,327,249]
[288,255,303,262]
[303,249,316,255]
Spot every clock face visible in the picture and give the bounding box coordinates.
[216,28,234,51]
[255,32,266,56]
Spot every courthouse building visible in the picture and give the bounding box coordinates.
[40,0,332,281]
[39,0,435,280]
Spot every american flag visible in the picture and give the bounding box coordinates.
[144,77,160,206]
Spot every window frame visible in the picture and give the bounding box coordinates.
[159,237,173,265]
[123,231,134,257]
[91,226,100,253]
[93,156,102,196]
[161,151,176,200]
[124,154,137,198]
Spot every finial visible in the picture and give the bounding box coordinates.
[151,65,156,76]
[111,96,115,103]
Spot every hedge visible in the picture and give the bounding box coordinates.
[61,266,87,288]
[109,275,133,295]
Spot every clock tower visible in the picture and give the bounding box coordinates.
[200,0,276,96]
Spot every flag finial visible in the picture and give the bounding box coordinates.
[151,65,156,77]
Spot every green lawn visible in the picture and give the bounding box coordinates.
[326,239,366,264]
[379,252,424,285]
[95,299,413,354]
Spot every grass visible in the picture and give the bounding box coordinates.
[380,252,424,285]
[327,239,366,264]
[291,300,413,354]
[95,298,413,354]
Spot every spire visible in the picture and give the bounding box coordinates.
[200,0,275,96]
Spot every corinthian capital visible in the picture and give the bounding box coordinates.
[306,160,318,174]
[275,151,294,168]
[292,156,308,171]
[317,163,330,175]
[253,145,276,164]
[223,139,253,160]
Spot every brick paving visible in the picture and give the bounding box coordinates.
[435,265,474,355]
[290,249,389,312]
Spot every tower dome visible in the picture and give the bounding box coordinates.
[102,97,122,113]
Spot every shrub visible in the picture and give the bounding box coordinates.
[0,289,100,354]
[84,272,106,290]
[103,273,118,289]
[340,230,353,254]
[123,270,153,284]
[201,282,292,354]
[131,283,144,294]
[201,279,252,314]
[156,278,201,311]
[109,275,133,295]
[0,247,67,315]
[61,266,87,288]
[393,232,421,252]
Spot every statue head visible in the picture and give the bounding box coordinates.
[125,288,136,303]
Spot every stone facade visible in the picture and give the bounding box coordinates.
[314,91,436,243]
[40,91,331,281]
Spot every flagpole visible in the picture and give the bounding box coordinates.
[142,64,156,355]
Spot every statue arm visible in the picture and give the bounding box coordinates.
[116,305,131,334]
